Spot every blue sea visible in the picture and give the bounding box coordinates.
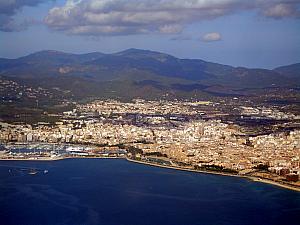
[0,159,299,225]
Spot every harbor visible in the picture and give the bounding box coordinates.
[1,142,300,192]
[0,143,127,160]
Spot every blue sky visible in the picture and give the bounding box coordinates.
[0,0,300,69]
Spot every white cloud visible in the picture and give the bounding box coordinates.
[2,0,298,34]
[202,32,222,42]
[44,0,300,36]
[45,0,233,35]
[263,3,300,18]
[44,0,238,35]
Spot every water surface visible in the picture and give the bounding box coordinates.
[0,159,299,225]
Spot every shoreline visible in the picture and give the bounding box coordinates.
[126,158,300,192]
[1,156,299,192]
[0,156,125,161]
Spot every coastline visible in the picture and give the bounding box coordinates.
[246,177,300,192]
[126,158,300,192]
[1,156,299,192]
[0,156,124,161]
[0,157,65,161]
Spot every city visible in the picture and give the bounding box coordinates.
[1,99,299,190]
[1,1,300,224]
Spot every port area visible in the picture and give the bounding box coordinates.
[0,142,127,161]
[1,142,300,192]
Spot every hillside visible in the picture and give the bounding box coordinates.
[275,63,300,82]
[0,49,299,100]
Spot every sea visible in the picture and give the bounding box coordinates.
[0,158,300,225]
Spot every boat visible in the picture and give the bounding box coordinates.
[44,170,49,174]
[65,146,85,152]
[28,169,38,175]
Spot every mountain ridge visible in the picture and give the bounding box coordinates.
[0,49,299,98]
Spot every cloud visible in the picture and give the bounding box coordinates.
[202,32,222,42]
[158,24,183,34]
[0,0,51,32]
[45,0,246,36]
[0,0,49,15]
[263,3,300,19]
[44,0,300,36]
[0,15,28,32]
[1,0,299,34]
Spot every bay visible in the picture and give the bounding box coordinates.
[0,158,299,225]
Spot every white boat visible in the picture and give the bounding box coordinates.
[65,146,85,152]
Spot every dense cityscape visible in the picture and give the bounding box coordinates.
[1,99,299,190]
[1,1,300,224]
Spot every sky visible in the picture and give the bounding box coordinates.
[0,0,300,69]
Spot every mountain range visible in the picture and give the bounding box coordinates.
[1,48,299,100]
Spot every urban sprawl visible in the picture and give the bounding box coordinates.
[1,99,299,188]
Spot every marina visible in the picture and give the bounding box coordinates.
[1,143,300,192]
[0,143,101,160]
